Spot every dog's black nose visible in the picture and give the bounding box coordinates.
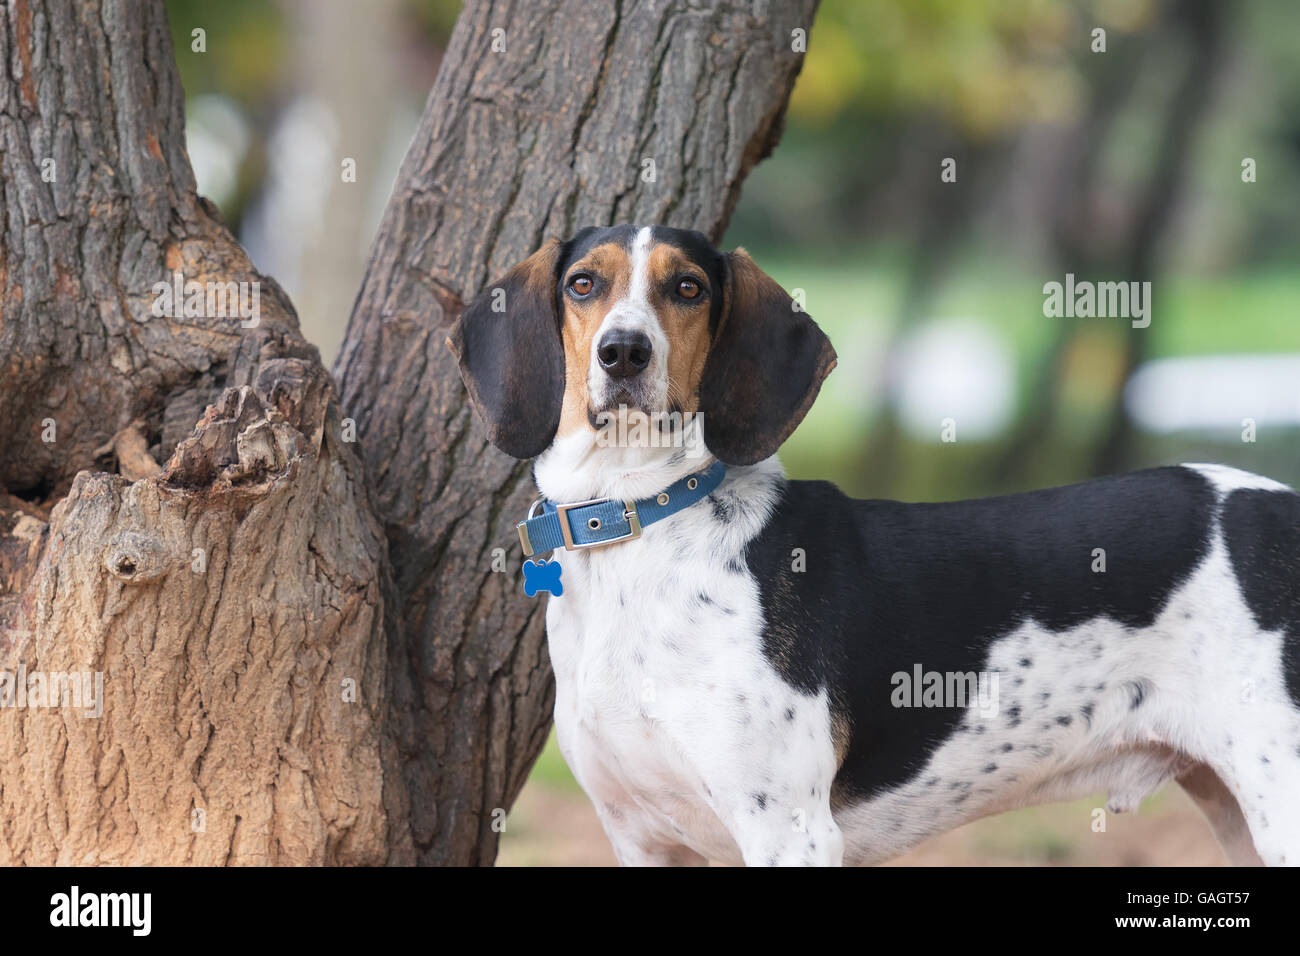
[597,329,652,378]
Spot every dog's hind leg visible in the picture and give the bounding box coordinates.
[1198,717,1300,866]
[1176,762,1264,866]
[1229,771,1300,866]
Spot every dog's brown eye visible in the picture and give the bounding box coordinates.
[569,275,593,296]
[677,278,700,299]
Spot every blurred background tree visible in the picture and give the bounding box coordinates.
[162,0,1300,864]
[729,0,1300,500]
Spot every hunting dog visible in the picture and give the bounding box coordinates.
[448,224,1300,866]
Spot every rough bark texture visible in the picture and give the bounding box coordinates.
[0,0,815,865]
[336,0,817,865]
[0,0,389,864]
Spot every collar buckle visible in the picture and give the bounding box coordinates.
[556,498,642,551]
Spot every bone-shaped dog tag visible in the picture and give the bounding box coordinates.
[522,557,562,597]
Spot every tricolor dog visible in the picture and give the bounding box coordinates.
[448,224,1300,866]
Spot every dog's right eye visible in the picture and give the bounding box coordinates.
[568,275,594,297]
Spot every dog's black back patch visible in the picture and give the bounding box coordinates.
[742,466,1217,800]
[1222,487,1300,709]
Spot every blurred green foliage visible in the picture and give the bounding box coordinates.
[728,0,1300,504]
[792,0,1106,138]
[166,0,286,105]
[408,0,464,41]
[763,249,1300,499]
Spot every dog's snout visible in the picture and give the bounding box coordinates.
[597,329,652,379]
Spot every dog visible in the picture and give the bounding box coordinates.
[448,224,1300,866]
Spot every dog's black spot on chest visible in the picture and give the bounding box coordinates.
[742,468,1215,800]
[1222,487,1300,707]
[1124,678,1152,710]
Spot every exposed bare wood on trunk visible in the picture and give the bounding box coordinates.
[0,0,390,865]
[0,0,816,865]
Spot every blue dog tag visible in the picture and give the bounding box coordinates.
[523,557,563,597]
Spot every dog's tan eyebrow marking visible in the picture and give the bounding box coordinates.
[647,245,708,294]
[564,242,633,292]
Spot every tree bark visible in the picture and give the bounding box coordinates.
[0,0,815,866]
[0,0,390,865]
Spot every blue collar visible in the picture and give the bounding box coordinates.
[517,461,726,557]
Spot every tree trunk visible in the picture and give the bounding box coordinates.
[0,0,389,865]
[0,0,815,866]
[1089,0,1223,476]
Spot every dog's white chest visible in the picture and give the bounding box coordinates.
[531,456,843,865]
[543,538,747,858]
[543,513,821,864]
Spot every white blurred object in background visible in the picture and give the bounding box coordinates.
[893,319,1017,442]
[1126,354,1300,432]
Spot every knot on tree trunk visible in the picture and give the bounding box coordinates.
[104,530,172,583]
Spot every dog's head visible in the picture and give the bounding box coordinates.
[447,225,836,465]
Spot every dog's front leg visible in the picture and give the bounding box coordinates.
[595,807,709,867]
[722,793,844,867]
[700,697,845,865]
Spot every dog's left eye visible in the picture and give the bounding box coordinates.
[568,275,594,297]
[676,277,701,300]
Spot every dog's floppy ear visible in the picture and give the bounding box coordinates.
[698,249,837,466]
[446,238,565,459]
